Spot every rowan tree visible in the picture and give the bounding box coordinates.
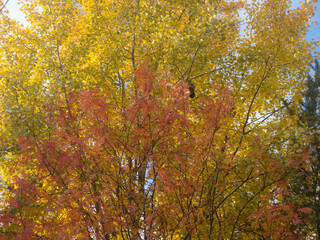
[0,64,312,239]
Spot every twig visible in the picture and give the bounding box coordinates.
[0,0,9,13]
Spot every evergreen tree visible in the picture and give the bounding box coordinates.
[287,59,320,239]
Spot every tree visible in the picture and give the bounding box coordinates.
[0,0,318,239]
[285,59,320,239]
[0,64,312,239]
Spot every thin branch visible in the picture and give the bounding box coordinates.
[0,0,9,13]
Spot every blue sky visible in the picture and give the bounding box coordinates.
[4,0,320,55]
[290,0,320,45]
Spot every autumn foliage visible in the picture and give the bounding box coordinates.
[0,0,318,239]
[0,64,311,239]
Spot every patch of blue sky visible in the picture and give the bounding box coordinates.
[5,0,28,25]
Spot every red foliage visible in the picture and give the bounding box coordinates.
[0,63,310,239]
